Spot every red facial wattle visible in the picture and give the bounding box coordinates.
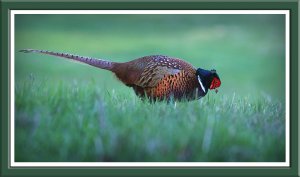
[209,77,221,90]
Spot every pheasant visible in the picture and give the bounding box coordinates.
[19,49,221,101]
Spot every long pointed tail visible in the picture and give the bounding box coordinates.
[19,49,115,71]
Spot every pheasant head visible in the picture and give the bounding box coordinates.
[196,68,221,94]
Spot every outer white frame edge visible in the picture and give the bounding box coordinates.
[285,10,290,168]
[10,10,15,168]
[10,10,290,168]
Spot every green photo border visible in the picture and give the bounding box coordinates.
[1,1,298,177]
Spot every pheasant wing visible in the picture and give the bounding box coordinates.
[135,64,182,87]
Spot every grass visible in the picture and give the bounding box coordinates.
[15,76,285,162]
[14,14,286,162]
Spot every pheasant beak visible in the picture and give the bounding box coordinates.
[215,89,218,93]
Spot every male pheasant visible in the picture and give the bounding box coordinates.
[20,49,221,101]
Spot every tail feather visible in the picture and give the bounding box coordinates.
[19,49,115,71]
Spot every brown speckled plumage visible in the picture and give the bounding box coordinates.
[111,55,200,101]
[20,49,221,101]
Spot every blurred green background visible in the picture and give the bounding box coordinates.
[15,14,285,100]
[14,14,286,162]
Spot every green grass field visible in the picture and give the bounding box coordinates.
[15,14,286,162]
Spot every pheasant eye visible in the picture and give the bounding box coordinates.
[209,77,221,89]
